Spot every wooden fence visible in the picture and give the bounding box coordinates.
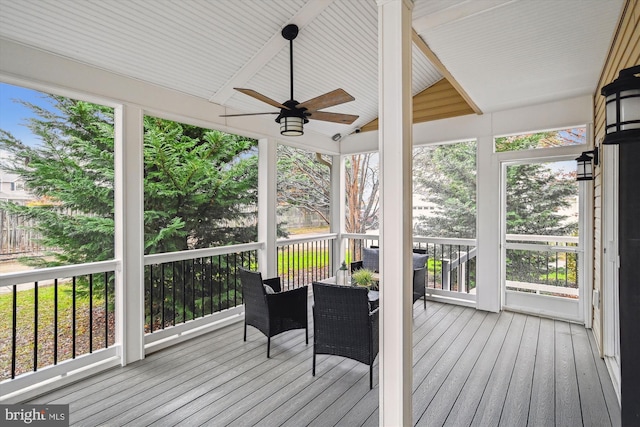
[0,210,43,257]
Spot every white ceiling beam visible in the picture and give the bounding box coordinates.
[412,0,517,33]
[209,0,335,105]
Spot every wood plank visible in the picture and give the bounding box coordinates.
[334,303,456,427]
[555,320,582,427]
[571,323,613,427]
[412,310,489,424]
[497,314,539,426]
[440,311,516,427]
[233,358,361,426]
[85,328,283,425]
[528,317,555,426]
[305,371,373,427]
[147,331,313,426]
[19,306,621,427]
[588,328,622,427]
[466,313,530,427]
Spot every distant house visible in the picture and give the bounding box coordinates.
[0,151,31,203]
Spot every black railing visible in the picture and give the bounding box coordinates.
[276,234,336,289]
[344,234,477,294]
[1,263,117,381]
[144,249,258,334]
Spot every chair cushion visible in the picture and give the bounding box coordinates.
[263,284,276,294]
[362,249,427,271]
[412,253,428,269]
[362,248,379,272]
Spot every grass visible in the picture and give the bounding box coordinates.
[277,247,330,273]
[0,283,114,381]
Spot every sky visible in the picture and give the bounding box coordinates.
[0,82,57,147]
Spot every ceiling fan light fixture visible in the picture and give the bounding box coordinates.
[280,116,304,136]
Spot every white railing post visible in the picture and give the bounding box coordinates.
[441,259,451,291]
[459,262,466,293]
[258,138,278,278]
[331,154,345,269]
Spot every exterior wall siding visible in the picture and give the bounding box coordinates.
[593,0,640,354]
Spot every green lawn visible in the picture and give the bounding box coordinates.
[0,283,113,381]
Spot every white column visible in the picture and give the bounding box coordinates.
[476,135,501,312]
[114,104,145,365]
[377,0,414,425]
[330,155,345,265]
[258,138,278,278]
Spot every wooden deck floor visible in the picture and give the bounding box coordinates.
[28,301,620,426]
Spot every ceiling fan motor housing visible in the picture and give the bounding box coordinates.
[275,99,309,124]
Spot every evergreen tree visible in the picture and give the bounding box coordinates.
[413,134,578,238]
[413,141,477,238]
[0,94,258,267]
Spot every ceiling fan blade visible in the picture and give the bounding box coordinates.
[234,88,290,110]
[220,112,279,117]
[298,88,355,111]
[307,111,359,125]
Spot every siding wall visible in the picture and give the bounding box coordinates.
[593,0,640,354]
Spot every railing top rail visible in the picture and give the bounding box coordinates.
[506,234,578,244]
[342,233,477,247]
[413,236,477,246]
[276,233,338,246]
[0,259,120,287]
[144,242,264,265]
[341,233,380,241]
[506,242,581,253]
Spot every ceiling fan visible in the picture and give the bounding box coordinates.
[220,24,359,136]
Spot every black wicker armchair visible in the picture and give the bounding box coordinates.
[239,267,308,358]
[312,282,379,389]
[413,267,427,310]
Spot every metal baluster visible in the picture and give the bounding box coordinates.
[192,258,196,320]
[34,281,38,371]
[104,272,109,347]
[12,284,17,378]
[225,254,230,310]
[148,265,154,333]
[72,276,76,358]
[54,278,59,363]
[172,262,177,326]
[161,263,165,329]
[182,260,186,323]
[217,255,222,312]
[89,274,93,353]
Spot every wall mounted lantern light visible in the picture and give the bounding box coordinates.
[576,146,599,181]
[601,65,640,144]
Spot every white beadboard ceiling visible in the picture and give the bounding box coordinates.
[0,0,625,139]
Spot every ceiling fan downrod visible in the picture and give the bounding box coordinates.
[282,24,299,103]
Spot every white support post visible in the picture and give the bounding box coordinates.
[114,104,145,365]
[377,0,414,425]
[258,138,278,278]
[476,135,501,312]
[331,154,345,267]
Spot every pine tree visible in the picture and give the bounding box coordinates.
[0,95,258,267]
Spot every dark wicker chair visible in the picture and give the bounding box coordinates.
[312,282,379,389]
[413,267,427,310]
[350,260,363,272]
[239,267,308,358]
